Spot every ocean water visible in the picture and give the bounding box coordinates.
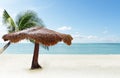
[0,43,120,54]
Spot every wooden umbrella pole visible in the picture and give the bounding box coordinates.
[31,42,42,69]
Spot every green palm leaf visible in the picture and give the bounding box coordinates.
[2,9,16,33]
[16,10,44,30]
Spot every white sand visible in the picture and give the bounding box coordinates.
[0,54,120,78]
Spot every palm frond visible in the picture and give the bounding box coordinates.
[2,10,10,24]
[40,44,49,50]
[2,9,16,32]
[16,10,44,30]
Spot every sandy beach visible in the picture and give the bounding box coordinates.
[0,54,120,78]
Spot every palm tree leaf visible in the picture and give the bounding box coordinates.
[40,44,49,50]
[16,10,44,30]
[19,22,36,30]
[2,9,16,32]
[2,10,10,23]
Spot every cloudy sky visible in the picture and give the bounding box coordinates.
[0,0,120,43]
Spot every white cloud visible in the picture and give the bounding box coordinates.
[87,35,98,39]
[71,32,120,43]
[58,26,71,31]
[74,34,81,38]
[73,32,81,38]
[99,37,120,43]
[73,33,98,40]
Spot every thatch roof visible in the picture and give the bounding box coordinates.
[2,27,73,46]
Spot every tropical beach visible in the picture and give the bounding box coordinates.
[0,0,120,78]
[0,54,120,78]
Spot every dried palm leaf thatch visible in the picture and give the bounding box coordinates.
[3,27,73,46]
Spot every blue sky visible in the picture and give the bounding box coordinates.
[0,0,120,43]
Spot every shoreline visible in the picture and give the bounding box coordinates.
[0,54,120,78]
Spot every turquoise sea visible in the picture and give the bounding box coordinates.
[0,43,120,54]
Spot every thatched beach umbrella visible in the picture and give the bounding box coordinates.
[2,26,73,69]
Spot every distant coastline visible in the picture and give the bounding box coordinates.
[0,43,120,54]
